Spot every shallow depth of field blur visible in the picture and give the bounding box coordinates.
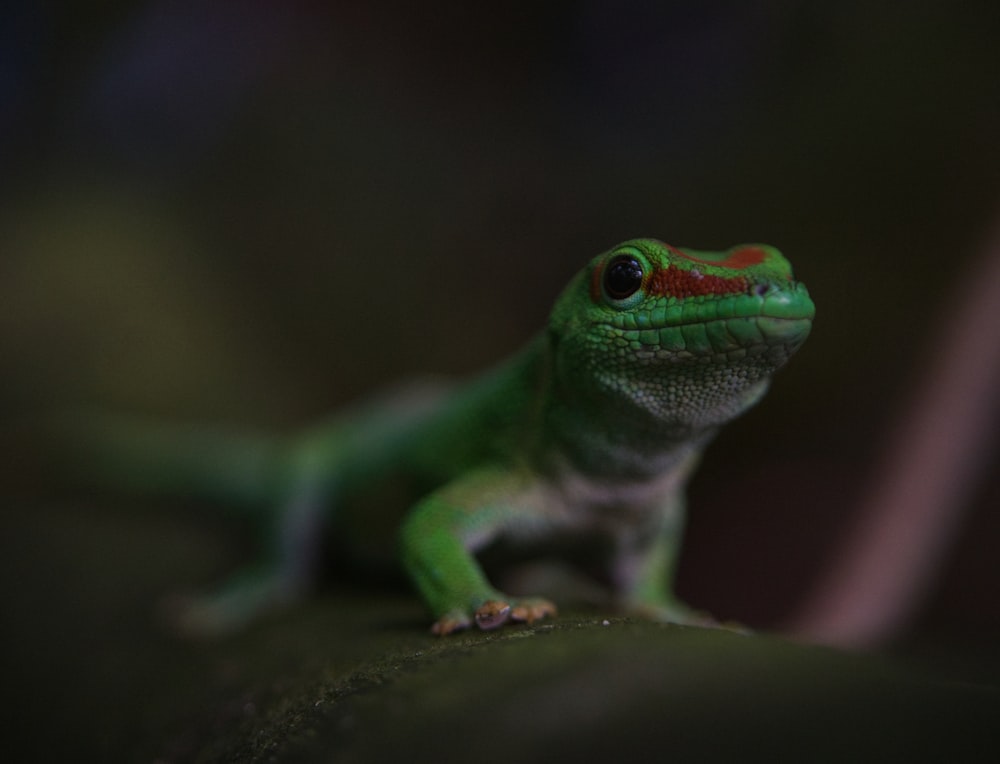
[2,0,999,703]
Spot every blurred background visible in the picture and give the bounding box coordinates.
[1,0,999,757]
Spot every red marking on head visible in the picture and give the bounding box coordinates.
[590,262,603,303]
[667,244,768,270]
[647,265,749,298]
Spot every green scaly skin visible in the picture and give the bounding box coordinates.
[69,239,814,636]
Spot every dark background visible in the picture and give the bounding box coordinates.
[2,1,999,759]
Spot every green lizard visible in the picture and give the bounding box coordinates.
[69,239,814,636]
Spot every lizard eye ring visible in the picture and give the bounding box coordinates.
[603,256,644,301]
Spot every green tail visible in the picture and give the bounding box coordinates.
[36,410,339,636]
[47,411,290,512]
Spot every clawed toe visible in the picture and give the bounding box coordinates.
[510,598,557,624]
[474,599,512,630]
[431,596,557,636]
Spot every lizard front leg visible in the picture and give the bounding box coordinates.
[614,494,715,627]
[398,467,557,635]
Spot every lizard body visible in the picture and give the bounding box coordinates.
[72,239,814,635]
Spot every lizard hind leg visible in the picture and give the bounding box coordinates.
[161,480,330,638]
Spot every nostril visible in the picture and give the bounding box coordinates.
[753,283,769,298]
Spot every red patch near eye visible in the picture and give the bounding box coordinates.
[647,266,749,298]
[590,262,603,302]
[667,244,768,269]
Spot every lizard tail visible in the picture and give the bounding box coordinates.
[45,410,290,511]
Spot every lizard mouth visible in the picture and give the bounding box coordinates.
[601,283,814,358]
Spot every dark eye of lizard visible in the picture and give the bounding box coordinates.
[603,256,644,300]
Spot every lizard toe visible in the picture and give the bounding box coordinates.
[473,599,512,630]
[431,610,474,636]
[510,597,558,624]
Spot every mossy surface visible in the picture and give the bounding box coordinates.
[4,501,999,763]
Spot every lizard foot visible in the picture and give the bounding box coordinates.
[430,597,558,635]
[474,599,512,630]
[159,569,302,638]
[474,597,557,630]
[630,600,716,627]
[629,600,751,634]
[431,610,474,636]
[510,597,558,625]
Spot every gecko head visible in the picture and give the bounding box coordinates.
[548,239,815,433]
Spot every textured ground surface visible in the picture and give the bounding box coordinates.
[4,499,999,763]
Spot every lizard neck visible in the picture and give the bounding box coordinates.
[542,397,714,482]
[532,332,736,482]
